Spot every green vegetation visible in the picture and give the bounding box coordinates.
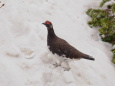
[100,0,110,7]
[86,0,115,63]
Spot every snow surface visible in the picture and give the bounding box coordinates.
[0,0,115,86]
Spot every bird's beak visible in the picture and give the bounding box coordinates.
[42,23,45,25]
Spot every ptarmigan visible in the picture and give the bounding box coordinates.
[42,21,94,70]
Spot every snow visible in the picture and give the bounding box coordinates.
[0,0,115,86]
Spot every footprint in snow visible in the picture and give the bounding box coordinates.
[20,48,35,59]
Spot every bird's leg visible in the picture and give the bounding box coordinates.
[53,60,62,67]
[61,59,71,71]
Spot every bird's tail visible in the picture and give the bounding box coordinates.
[82,55,95,61]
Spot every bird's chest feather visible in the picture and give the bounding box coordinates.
[48,39,60,52]
[48,38,69,56]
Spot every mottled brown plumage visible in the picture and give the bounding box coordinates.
[42,21,95,61]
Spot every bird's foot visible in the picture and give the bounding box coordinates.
[63,67,71,71]
[61,61,71,71]
[53,61,71,71]
[53,62,61,67]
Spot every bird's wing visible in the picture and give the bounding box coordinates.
[54,37,78,57]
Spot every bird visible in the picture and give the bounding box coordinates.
[42,21,95,70]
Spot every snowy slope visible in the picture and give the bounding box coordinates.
[0,0,115,86]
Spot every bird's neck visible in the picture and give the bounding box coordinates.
[47,27,56,38]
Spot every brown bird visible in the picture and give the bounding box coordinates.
[42,21,95,61]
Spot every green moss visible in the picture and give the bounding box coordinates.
[112,58,115,64]
[100,0,110,7]
[86,0,115,64]
[112,4,115,13]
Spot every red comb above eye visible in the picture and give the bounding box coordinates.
[45,21,51,24]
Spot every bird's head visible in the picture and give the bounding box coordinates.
[42,21,53,28]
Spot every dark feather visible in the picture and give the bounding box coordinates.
[43,21,95,61]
